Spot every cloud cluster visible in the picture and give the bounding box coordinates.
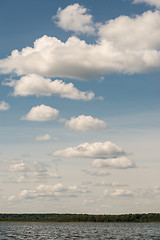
[0,9,160,79]
[10,161,60,181]
[4,74,95,101]
[53,141,135,169]
[54,3,95,35]
[0,101,10,111]
[133,0,160,8]
[65,115,106,132]
[19,183,89,199]
[22,104,59,122]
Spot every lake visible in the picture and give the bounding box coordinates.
[0,222,160,239]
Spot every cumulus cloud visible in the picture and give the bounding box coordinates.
[54,3,95,35]
[19,183,89,199]
[65,115,107,132]
[92,157,135,169]
[133,0,160,8]
[21,104,59,122]
[1,10,160,80]
[52,141,124,158]
[4,74,95,101]
[0,101,10,111]
[98,10,160,51]
[35,134,52,141]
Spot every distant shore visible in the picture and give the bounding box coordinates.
[0,213,160,223]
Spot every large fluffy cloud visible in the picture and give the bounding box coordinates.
[21,104,59,122]
[52,141,125,158]
[92,157,135,169]
[133,0,160,8]
[65,115,107,132]
[4,74,95,100]
[0,10,160,79]
[54,3,95,34]
[0,101,10,111]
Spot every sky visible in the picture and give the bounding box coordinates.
[0,0,160,214]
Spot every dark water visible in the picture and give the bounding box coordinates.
[0,222,160,239]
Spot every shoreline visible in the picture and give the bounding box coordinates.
[0,213,160,223]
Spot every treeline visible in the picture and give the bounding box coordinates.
[0,213,160,222]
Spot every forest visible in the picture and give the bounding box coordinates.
[0,213,160,222]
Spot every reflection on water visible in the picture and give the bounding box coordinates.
[0,222,160,239]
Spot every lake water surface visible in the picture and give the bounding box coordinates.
[0,222,160,239]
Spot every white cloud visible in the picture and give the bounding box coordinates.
[110,189,134,197]
[95,181,127,187]
[52,141,125,158]
[92,157,135,169]
[10,161,60,181]
[54,3,95,35]
[133,0,160,8]
[8,195,16,201]
[83,169,110,177]
[65,115,107,132]
[35,134,52,141]
[0,9,160,80]
[98,10,160,50]
[4,74,95,101]
[19,183,88,199]
[10,161,46,172]
[0,101,10,111]
[21,104,59,122]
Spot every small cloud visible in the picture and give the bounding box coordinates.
[21,104,59,122]
[95,181,128,187]
[54,3,95,35]
[35,134,52,141]
[8,195,16,201]
[82,199,95,205]
[110,189,134,197]
[0,101,10,111]
[17,176,26,183]
[65,115,107,132]
[92,157,135,169]
[83,169,110,176]
[104,188,134,198]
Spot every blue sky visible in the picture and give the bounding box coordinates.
[0,0,160,214]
